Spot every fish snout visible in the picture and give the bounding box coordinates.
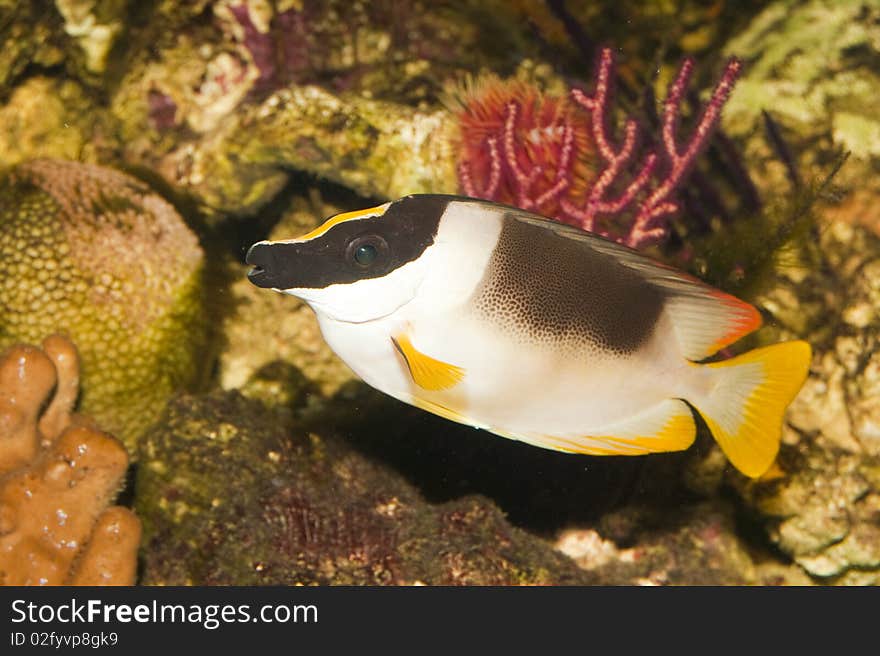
[246,241,297,289]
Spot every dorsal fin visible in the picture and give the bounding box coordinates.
[506,209,762,360]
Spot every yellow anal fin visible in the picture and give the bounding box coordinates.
[410,396,480,427]
[392,333,465,392]
[694,340,812,479]
[515,399,696,456]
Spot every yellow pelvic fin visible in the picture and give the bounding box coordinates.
[392,333,465,392]
[522,399,696,457]
[295,202,390,241]
[694,340,812,479]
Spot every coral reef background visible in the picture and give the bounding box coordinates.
[1,0,879,585]
[0,159,208,449]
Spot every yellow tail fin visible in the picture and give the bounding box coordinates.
[694,340,812,478]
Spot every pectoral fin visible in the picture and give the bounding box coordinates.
[392,333,465,391]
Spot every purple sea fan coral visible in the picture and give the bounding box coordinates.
[455,48,742,249]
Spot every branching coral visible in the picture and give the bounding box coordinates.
[456,47,741,248]
[0,335,140,586]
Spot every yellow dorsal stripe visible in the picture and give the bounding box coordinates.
[293,202,390,242]
[392,333,465,392]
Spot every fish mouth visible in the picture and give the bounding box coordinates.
[245,241,286,289]
[247,265,266,282]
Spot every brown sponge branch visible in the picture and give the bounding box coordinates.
[0,335,140,586]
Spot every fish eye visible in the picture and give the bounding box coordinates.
[345,234,388,270]
[355,243,377,266]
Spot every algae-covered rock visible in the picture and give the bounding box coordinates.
[722,0,880,233]
[0,159,208,448]
[527,0,766,75]
[103,0,552,220]
[114,0,537,110]
[136,381,815,586]
[0,1,128,93]
[53,0,129,76]
[730,221,880,583]
[723,0,880,148]
[737,446,880,584]
[136,389,594,585]
[0,77,117,171]
[304,378,816,585]
[556,503,812,586]
[117,81,458,219]
[0,1,66,95]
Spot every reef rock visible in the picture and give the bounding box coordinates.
[0,77,116,170]
[731,221,880,583]
[116,78,457,219]
[0,335,140,586]
[722,0,880,234]
[135,388,594,585]
[304,377,813,585]
[0,159,207,447]
[556,503,812,586]
[138,375,819,586]
[0,1,66,95]
[53,0,128,76]
[104,0,556,220]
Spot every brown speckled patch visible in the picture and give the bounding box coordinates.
[472,215,664,355]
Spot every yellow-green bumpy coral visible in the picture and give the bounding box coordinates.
[0,158,207,450]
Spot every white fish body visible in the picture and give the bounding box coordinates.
[247,195,811,477]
